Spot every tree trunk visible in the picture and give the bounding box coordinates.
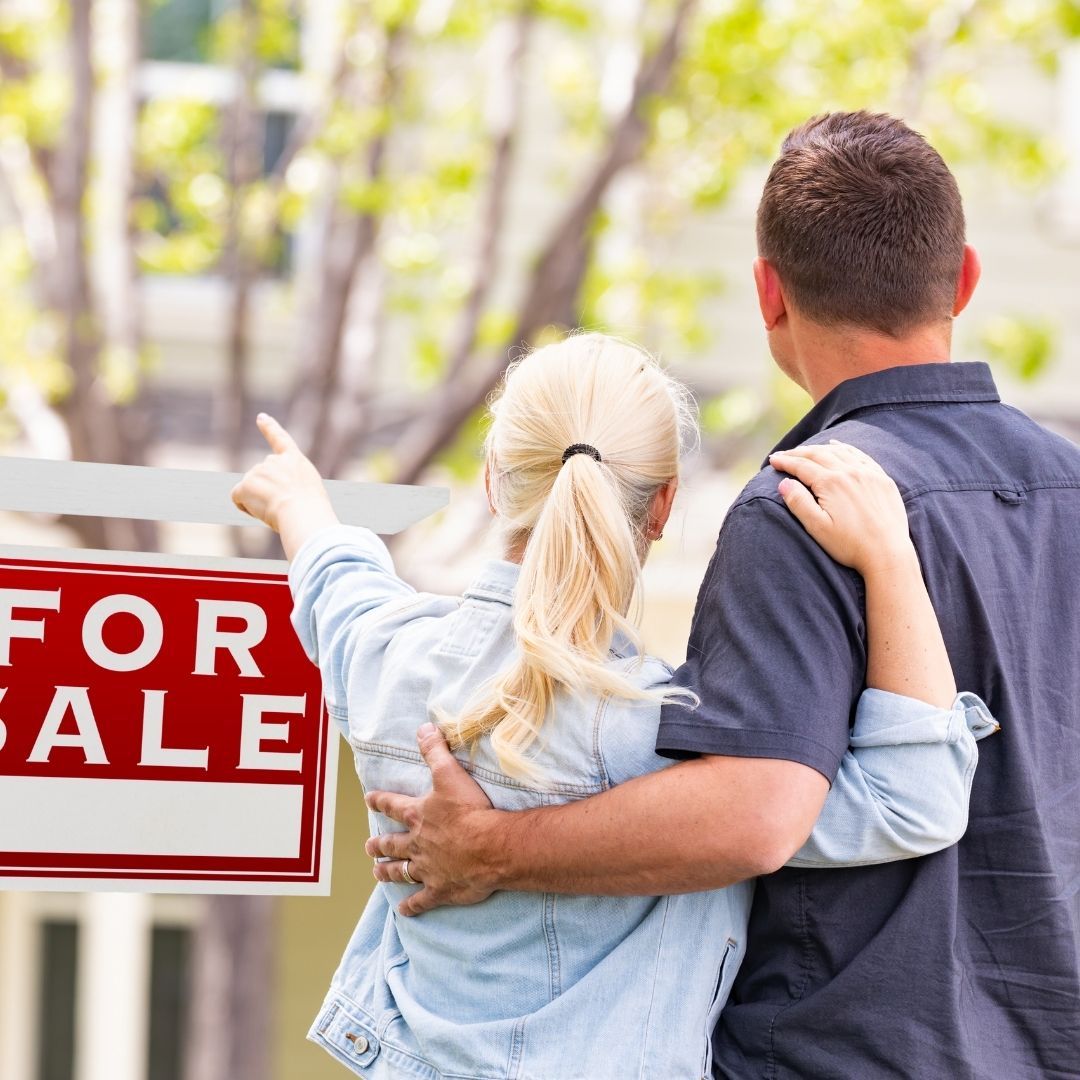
[184,11,279,1080]
[182,895,275,1080]
[220,0,265,477]
[899,0,985,118]
[54,0,149,551]
[92,0,157,551]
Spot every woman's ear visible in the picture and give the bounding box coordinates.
[483,459,497,517]
[647,478,679,540]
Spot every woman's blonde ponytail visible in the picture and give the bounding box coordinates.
[442,333,696,778]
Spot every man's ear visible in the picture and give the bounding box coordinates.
[753,257,787,331]
[952,244,981,316]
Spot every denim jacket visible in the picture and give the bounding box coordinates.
[289,526,997,1080]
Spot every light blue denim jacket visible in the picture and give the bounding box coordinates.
[290,525,997,1080]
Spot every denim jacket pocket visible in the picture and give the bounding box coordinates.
[701,937,739,1079]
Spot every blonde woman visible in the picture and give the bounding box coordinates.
[233,333,996,1080]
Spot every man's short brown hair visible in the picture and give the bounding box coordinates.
[757,111,966,338]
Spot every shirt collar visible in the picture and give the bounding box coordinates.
[767,361,1001,459]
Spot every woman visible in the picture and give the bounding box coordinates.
[233,333,996,1080]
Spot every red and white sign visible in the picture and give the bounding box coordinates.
[0,545,338,895]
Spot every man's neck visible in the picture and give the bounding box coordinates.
[796,321,953,403]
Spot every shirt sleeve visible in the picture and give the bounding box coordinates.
[787,690,1000,867]
[288,524,416,725]
[655,495,867,782]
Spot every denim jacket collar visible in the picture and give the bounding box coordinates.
[463,558,639,659]
[768,361,1001,462]
[463,559,521,606]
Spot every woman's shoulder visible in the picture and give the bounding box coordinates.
[626,651,677,688]
[593,651,678,787]
[607,630,675,685]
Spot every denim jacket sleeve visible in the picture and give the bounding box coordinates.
[288,524,417,732]
[787,690,1000,868]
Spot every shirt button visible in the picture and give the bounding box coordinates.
[346,1033,369,1054]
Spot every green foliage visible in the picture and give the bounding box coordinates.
[210,0,299,68]
[438,405,490,481]
[700,386,764,439]
[581,256,725,355]
[135,98,225,274]
[701,374,812,444]
[534,0,594,32]
[0,229,68,400]
[975,315,1058,382]
[0,0,1075,462]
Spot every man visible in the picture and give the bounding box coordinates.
[366,112,1080,1077]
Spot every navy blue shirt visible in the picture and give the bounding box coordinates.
[657,362,1080,1079]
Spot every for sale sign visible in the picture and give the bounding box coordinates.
[0,546,337,894]
[0,457,448,894]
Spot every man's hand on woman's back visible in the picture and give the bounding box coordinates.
[366,724,500,916]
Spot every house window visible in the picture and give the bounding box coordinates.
[138,0,304,281]
[35,920,78,1080]
[144,0,301,69]
[145,0,218,64]
[146,926,192,1080]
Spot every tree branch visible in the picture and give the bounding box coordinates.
[50,0,152,551]
[387,0,698,485]
[266,35,352,186]
[444,4,534,384]
[285,28,404,473]
[322,5,535,477]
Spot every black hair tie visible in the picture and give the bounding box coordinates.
[562,443,602,465]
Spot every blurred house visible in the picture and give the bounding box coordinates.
[0,5,1078,1080]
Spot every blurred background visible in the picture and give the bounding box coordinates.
[0,1,1077,1078]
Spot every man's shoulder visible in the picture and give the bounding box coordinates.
[716,468,857,590]
[729,466,788,515]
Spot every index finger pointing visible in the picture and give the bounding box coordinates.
[256,412,298,456]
